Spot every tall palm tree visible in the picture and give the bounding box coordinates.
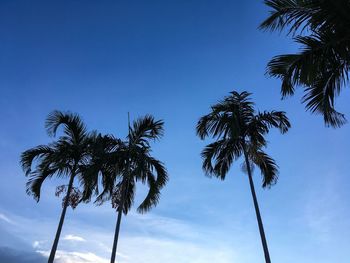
[260,0,350,127]
[196,91,290,263]
[88,115,168,263]
[20,111,95,263]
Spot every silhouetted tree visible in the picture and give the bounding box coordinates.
[260,0,350,127]
[20,111,95,263]
[87,115,168,263]
[196,91,290,263]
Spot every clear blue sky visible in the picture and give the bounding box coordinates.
[1,1,350,262]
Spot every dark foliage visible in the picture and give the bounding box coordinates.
[196,91,290,187]
[260,0,350,127]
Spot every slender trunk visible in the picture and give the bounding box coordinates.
[243,147,271,263]
[48,173,75,263]
[110,196,125,263]
[110,116,131,263]
[111,196,124,263]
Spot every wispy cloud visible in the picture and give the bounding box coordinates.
[0,213,15,225]
[117,236,238,263]
[0,206,255,263]
[303,171,344,242]
[38,250,108,263]
[63,234,86,242]
[33,240,46,249]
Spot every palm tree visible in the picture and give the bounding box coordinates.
[196,91,290,263]
[20,111,95,263]
[260,0,350,127]
[89,115,169,263]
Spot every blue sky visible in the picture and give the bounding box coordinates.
[1,0,350,262]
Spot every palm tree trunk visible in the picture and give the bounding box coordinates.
[48,173,75,263]
[110,201,124,263]
[243,148,271,263]
[110,118,132,263]
[110,178,129,263]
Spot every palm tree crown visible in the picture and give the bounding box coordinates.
[260,0,350,127]
[92,115,168,213]
[21,110,93,201]
[196,91,290,187]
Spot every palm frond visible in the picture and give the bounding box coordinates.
[83,135,125,203]
[110,177,135,214]
[137,173,160,213]
[260,0,320,34]
[45,110,88,143]
[196,112,232,140]
[267,34,330,97]
[129,115,164,146]
[138,155,168,187]
[79,164,101,202]
[127,145,168,213]
[250,149,279,188]
[251,111,291,134]
[26,167,58,201]
[261,0,350,34]
[303,72,347,127]
[201,138,242,179]
[20,145,54,175]
[121,178,136,214]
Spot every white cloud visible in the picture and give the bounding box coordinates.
[111,212,241,263]
[33,240,43,249]
[37,237,237,263]
[38,250,108,263]
[0,213,15,224]
[118,236,238,263]
[126,211,204,240]
[63,234,86,242]
[97,242,112,254]
[1,209,253,263]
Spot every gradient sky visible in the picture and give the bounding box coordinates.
[1,1,350,262]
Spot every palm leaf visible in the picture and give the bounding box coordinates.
[250,149,279,188]
[20,145,54,175]
[137,173,161,213]
[45,110,88,143]
[129,115,164,146]
[201,138,242,179]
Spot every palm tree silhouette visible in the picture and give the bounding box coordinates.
[20,111,95,263]
[88,115,168,263]
[196,91,290,263]
[260,0,350,127]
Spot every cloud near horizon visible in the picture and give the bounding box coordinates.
[0,209,244,263]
